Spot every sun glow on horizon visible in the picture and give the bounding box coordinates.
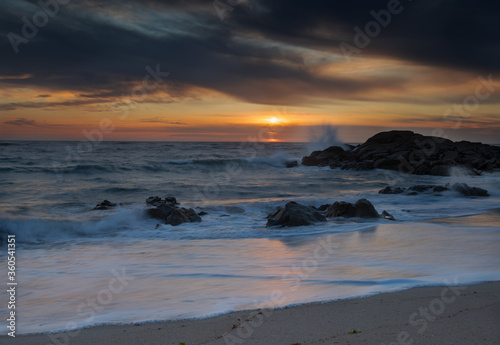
[266,117,284,125]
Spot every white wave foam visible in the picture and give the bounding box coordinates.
[307,124,348,152]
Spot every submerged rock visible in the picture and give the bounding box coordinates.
[93,200,117,210]
[381,210,396,221]
[266,201,327,227]
[379,186,405,194]
[408,185,437,193]
[286,160,298,168]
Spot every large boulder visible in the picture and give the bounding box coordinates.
[325,199,380,218]
[354,199,381,218]
[266,201,327,227]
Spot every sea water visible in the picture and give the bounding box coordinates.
[0,141,499,334]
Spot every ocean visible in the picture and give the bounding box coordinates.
[1,140,499,334]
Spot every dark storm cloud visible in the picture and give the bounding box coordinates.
[3,117,65,127]
[1,0,498,108]
[4,118,38,126]
[0,99,111,111]
[233,0,500,73]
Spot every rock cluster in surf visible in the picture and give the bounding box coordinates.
[379,183,489,197]
[146,196,202,226]
[266,199,395,227]
[302,130,500,176]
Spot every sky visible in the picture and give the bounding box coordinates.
[1,0,499,143]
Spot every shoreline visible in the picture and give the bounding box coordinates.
[4,281,499,345]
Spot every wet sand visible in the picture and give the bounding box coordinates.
[3,281,499,345]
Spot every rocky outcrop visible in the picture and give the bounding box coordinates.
[146,197,201,226]
[302,130,500,176]
[266,201,327,227]
[378,183,489,197]
[93,200,117,210]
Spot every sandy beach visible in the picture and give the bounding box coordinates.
[4,281,499,345]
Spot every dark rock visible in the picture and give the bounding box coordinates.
[146,196,178,207]
[180,208,202,223]
[301,130,500,176]
[381,211,396,221]
[266,201,327,227]
[355,160,374,170]
[325,199,380,218]
[429,164,451,176]
[379,186,405,194]
[374,158,401,170]
[164,197,179,205]
[433,186,449,193]
[325,201,357,217]
[329,161,344,169]
[286,160,298,168]
[164,208,190,226]
[364,130,415,145]
[450,183,489,197]
[317,204,330,211]
[301,151,322,166]
[354,199,380,218]
[146,196,163,206]
[147,198,201,226]
[147,202,176,220]
[198,211,208,216]
[93,200,117,210]
[414,164,431,175]
[379,183,487,197]
[302,146,346,167]
[408,185,436,193]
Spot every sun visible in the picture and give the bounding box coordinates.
[266,117,283,124]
